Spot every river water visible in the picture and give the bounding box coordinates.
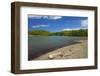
[28,35,87,60]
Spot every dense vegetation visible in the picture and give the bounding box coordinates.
[28,29,88,36]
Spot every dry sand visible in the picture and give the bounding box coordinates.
[33,40,88,60]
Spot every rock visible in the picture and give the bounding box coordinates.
[48,52,63,59]
[48,55,54,59]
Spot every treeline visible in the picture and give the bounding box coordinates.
[28,29,88,36]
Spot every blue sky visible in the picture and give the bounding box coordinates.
[28,15,88,32]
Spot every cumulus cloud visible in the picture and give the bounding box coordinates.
[62,28,80,31]
[81,19,88,29]
[28,15,62,20]
[32,25,49,28]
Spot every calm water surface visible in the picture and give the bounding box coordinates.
[28,35,87,60]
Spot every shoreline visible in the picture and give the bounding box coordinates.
[28,38,85,60]
[32,40,88,60]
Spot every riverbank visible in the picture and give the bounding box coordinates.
[33,40,88,60]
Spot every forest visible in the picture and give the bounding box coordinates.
[28,29,88,36]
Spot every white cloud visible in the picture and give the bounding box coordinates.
[28,15,43,19]
[28,15,62,20]
[62,28,80,31]
[32,25,49,28]
[81,19,88,29]
[49,16,62,20]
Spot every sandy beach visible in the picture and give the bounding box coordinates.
[33,40,88,60]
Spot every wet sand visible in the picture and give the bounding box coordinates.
[33,40,88,60]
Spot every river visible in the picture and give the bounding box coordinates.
[28,35,87,60]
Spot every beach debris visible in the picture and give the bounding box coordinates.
[48,52,63,59]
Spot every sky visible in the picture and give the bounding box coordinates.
[28,15,88,32]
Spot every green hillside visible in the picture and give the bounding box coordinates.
[29,29,88,36]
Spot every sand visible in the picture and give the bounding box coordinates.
[33,40,88,60]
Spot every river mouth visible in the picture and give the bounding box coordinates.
[28,36,87,60]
